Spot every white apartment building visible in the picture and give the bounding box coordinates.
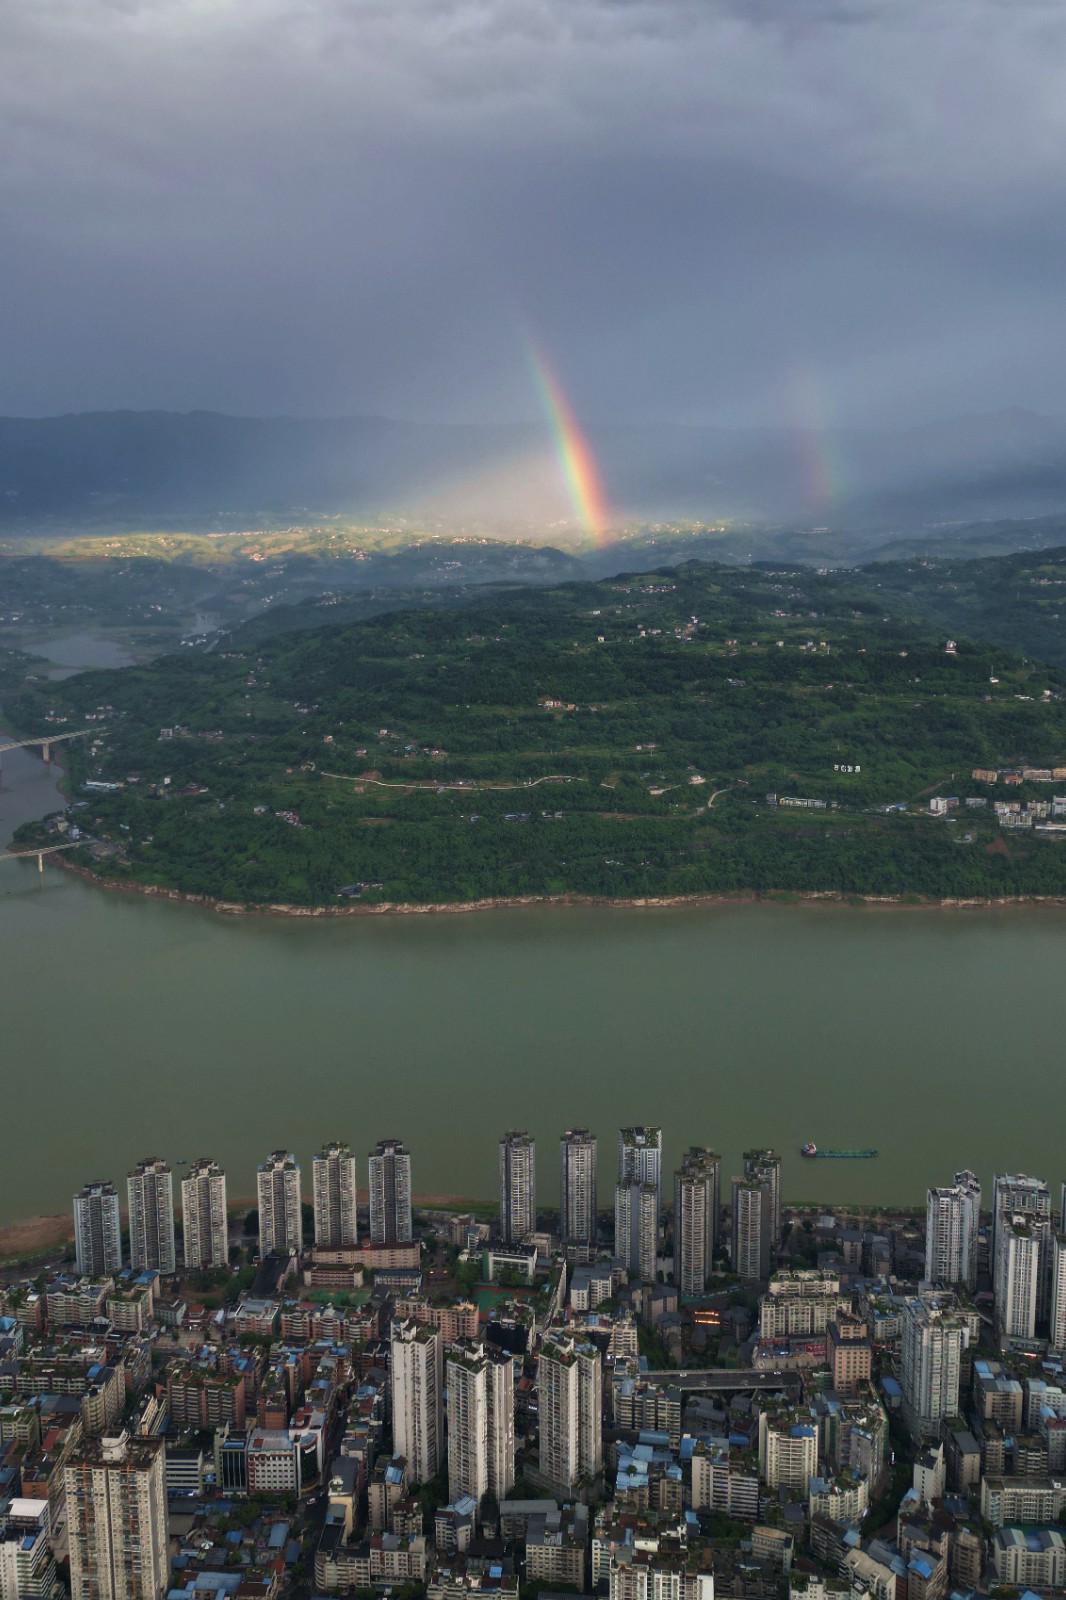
[312,1142,358,1248]
[257,1151,302,1257]
[537,1332,603,1496]
[391,1319,443,1484]
[181,1159,228,1270]
[126,1159,175,1276]
[446,1342,515,1505]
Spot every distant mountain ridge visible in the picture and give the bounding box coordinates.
[4,405,1066,530]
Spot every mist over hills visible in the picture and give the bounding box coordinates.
[5,406,1066,533]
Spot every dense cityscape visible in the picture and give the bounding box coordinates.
[1,1133,1064,1600]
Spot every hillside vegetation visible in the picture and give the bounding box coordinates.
[10,559,1066,906]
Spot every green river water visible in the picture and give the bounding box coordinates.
[0,633,1062,1226]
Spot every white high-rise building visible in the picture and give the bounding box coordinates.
[312,1142,358,1248]
[614,1181,657,1282]
[257,1151,302,1257]
[391,1319,443,1484]
[446,1342,515,1505]
[993,1175,1051,1330]
[64,1431,168,1600]
[499,1131,536,1244]
[997,1215,1046,1341]
[743,1149,781,1247]
[900,1295,969,1441]
[1050,1236,1066,1355]
[925,1171,981,1290]
[181,1159,228,1270]
[732,1176,772,1282]
[126,1159,175,1276]
[0,1532,53,1599]
[674,1148,720,1294]
[618,1127,662,1218]
[537,1332,602,1496]
[758,1409,819,1491]
[560,1129,597,1261]
[369,1139,412,1245]
[73,1182,123,1277]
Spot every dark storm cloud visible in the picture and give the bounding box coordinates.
[3,0,1066,424]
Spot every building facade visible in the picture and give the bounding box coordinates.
[126,1159,175,1277]
[181,1159,228,1270]
[64,1431,168,1600]
[560,1128,597,1262]
[312,1142,359,1248]
[391,1319,443,1484]
[901,1296,968,1441]
[499,1131,536,1245]
[73,1182,123,1277]
[674,1148,720,1295]
[446,1342,515,1505]
[997,1215,1045,1341]
[257,1151,302,1257]
[618,1127,662,1219]
[615,1182,658,1282]
[732,1176,772,1282]
[743,1149,781,1247]
[537,1332,603,1496]
[369,1139,413,1246]
[925,1171,981,1290]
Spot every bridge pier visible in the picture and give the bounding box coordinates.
[37,852,44,876]
[42,741,51,763]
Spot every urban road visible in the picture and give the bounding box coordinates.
[641,1368,803,1392]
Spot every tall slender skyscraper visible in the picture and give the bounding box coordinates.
[369,1139,412,1245]
[560,1129,597,1261]
[181,1159,229,1270]
[499,1131,536,1244]
[257,1151,302,1257]
[674,1148,721,1294]
[73,1182,123,1276]
[618,1127,662,1220]
[615,1181,657,1281]
[742,1149,781,1248]
[997,1214,1046,1341]
[537,1333,602,1496]
[731,1175,771,1282]
[992,1174,1051,1330]
[900,1296,969,1442]
[65,1431,168,1600]
[391,1319,443,1483]
[446,1342,515,1505]
[925,1171,980,1289]
[312,1141,359,1247]
[127,1159,176,1276]
[1050,1235,1066,1355]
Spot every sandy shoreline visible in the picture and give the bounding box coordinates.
[0,1193,495,1265]
[55,857,1066,916]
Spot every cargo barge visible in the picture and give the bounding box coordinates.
[800,1142,877,1158]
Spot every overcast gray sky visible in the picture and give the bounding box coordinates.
[4,0,1066,428]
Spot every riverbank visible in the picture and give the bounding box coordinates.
[53,857,1066,915]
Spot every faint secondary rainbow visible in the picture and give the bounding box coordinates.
[525,344,610,544]
[783,363,847,515]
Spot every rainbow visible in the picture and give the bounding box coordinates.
[782,362,846,516]
[526,345,610,544]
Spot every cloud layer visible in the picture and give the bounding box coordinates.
[4,0,1066,426]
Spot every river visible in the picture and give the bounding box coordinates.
[1,634,1063,1226]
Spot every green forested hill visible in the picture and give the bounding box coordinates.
[853,546,1066,669]
[11,559,1066,906]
